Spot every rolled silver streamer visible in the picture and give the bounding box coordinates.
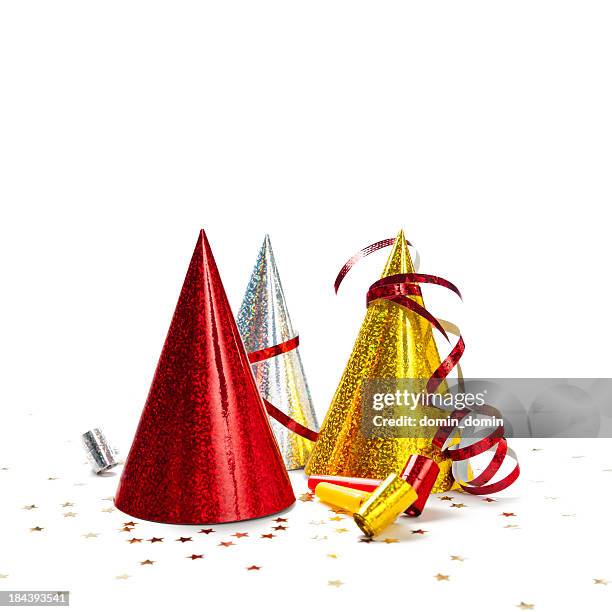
[82,428,119,474]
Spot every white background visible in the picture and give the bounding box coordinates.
[0,2,611,611]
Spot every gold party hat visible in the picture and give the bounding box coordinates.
[305,230,454,492]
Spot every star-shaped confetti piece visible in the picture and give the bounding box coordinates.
[274,518,288,523]
[115,574,130,580]
[148,537,163,543]
[299,493,314,502]
[83,532,99,539]
[450,555,465,562]
[63,512,77,518]
[246,565,261,571]
[327,554,338,559]
[22,505,37,510]
[451,503,466,509]
[176,537,192,543]
[329,516,345,522]
[187,554,204,560]
[483,497,496,503]
[359,536,374,543]
[439,496,453,501]
[232,532,249,538]
[123,521,137,527]
[434,573,449,581]
[504,524,519,529]
[101,507,115,513]
[593,578,609,585]
[516,603,534,610]
[218,541,235,547]
[119,526,133,533]
[127,538,142,544]
[198,528,215,534]
[61,502,74,508]
[260,534,275,539]
[383,538,399,544]
[140,560,155,566]
[29,526,44,532]
[501,512,516,517]
[328,580,343,588]
[411,529,427,535]
[334,528,349,534]
[272,526,286,531]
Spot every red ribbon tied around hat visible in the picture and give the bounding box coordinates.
[335,237,520,495]
[248,337,319,442]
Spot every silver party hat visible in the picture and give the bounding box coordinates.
[237,235,318,470]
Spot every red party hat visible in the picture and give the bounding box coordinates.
[115,230,295,524]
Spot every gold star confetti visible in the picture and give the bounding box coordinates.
[246,565,261,570]
[328,580,343,588]
[334,528,349,534]
[198,528,215,534]
[434,573,449,581]
[383,538,399,544]
[83,533,99,538]
[123,521,137,527]
[329,516,345,522]
[451,503,466,509]
[63,512,77,518]
[187,554,204,560]
[504,524,519,529]
[219,541,235,547]
[327,554,338,559]
[439,496,453,501]
[140,560,155,566]
[61,502,74,508]
[127,538,142,544]
[232,532,249,538]
[593,578,609,585]
[412,529,427,535]
[516,603,534,610]
[29,526,44,532]
[450,555,465,562]
[176,537,192,543]
[260,534,275,539]
[119,526,133,533]
[22,505,37,510]
[115,574,130,580]
[299,493,314,502]
[148,537,163,543]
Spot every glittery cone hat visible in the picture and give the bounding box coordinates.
[237,235,318,470]
[305,230,454,492]
[115,230,295,524]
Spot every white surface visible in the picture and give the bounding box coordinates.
[1,1,611,610]
[0,434,611,611]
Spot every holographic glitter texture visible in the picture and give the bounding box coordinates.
[237,235,318,470]
[115,230,294,524]
[305,229,454,492]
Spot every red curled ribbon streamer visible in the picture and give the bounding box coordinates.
[336,237,519,495]
[247,335,319,442]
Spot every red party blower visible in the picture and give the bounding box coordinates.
[115,230,295,524]
[308,454,439,517]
